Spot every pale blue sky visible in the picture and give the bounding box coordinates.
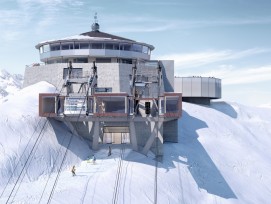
[0,0,271,106]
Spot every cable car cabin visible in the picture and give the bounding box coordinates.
[64,96,87,115]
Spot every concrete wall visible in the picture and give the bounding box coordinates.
[71,121,93,141]
[24,61,175,94]
[160,60,174,92]
[134,121,163,155]
[97,63,122,93]
[163,119,178,143]
[23,63,93,90]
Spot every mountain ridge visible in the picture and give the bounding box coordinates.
[0,69,23,102]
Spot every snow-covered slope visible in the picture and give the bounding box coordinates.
[0,82,271,204]
[0,69,23,103]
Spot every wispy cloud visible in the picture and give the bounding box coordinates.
[130,0,182,6]
[222,65,271,85]
[156,48,271,69]
[105,15,271,33]
[156,49,271,85]
[107,24,175,33]
[0,0,85,41]
[175,18,271,29]
[177,64,271,85]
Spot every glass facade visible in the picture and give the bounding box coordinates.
[165,96,179,113]
[64,97,86,115]
[50,44,60,51]
[62,43,74,50]
[96,96,126,114]
[92,43,103,49]
[132,44,142,52]
[43,44,50,52]
[73,58,88,63]
[79,42,89,49]
[39,41,150,54]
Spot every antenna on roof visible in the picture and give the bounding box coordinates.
[92,12,100,32]
[94,12,98,23]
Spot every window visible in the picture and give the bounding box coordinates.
[104,43,120,50]
[113,44,119,50]
[80,42,89,49]
[92,43,103,49]
[43,44,50,52]
[165,96,179,113]
[96,58,111,63]
[105,43,114,50]
[121,59,132,64]
[64,97,86,114]
[63,68,83,79]
[73,58,88,63]
[132,44,142,52]
[96,96,126,114]
[120,44,131,51]
[95,87,112,93]
[142,46,149,54]
[39,46,44,53]
[62,43,74,50]
[50,44,60,51]
[74,42,80,49]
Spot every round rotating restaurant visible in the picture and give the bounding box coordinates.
[35,22,154,65]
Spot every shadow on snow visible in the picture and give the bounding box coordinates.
[50,110,237,199]
[163,111,237,199]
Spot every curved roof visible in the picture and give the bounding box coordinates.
[80,30,135,42]
[35,30,154,50]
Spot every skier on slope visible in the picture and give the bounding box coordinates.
[108,146,112,157]
[71,165,76,176]
[93,155,96,164]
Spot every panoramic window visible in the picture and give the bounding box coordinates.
[50,44,60,51]
[142,46,149,54]
[113,44,120,50]
[121,44,131,51]
[62,43,74,50]
[132,44,142,52]
[105,43,114,50]
[43,44,50,52]
[92,43,103,49]
[74,42,80,49]
[96,96,126,114]
[80,42,89,49]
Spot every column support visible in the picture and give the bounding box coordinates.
[142,122,157,155]
[92,121,100,150]
[129,121,138,151]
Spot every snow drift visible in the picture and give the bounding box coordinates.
[0,81,271,204]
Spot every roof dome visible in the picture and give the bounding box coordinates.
[91,22,100,32]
